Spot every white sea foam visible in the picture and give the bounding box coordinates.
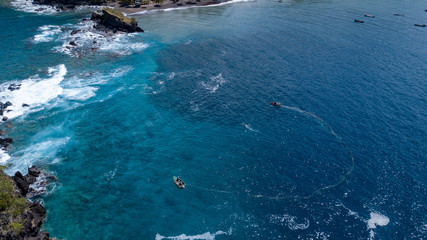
[270,214,310,230]
[0,64,67,120]
[201,73,226,93]
[367,212,390,229]
[98,36,149,55]
[366,212,390,240]
[11,0,57,14]
[11,0,101,14]
[60,66,132,102]
[6,137,70,175]
[130,0,253,15]
[62,87,98,101]
[155,229,232,240]
[28,172,58,198]
[0,150,11,163]
[48,20,147,57]
[33,25,62,43]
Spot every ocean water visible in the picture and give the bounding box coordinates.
[1,0,426,239]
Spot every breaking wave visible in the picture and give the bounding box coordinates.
[0,64,67,120]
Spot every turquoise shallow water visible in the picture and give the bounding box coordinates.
[0,0,426,239]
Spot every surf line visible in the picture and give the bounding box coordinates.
[185,105,355,201]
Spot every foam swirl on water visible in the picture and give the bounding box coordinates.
[270,214,310,230]
[33,25,62,43]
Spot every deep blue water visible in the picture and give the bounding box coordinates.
[0,0,426,239]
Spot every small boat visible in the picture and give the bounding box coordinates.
[364,14,375,18]
[414,24,426,27]
[393,13,404,16]
[270,101,281,106]
[354,19,364,23]
[173,176,186,189]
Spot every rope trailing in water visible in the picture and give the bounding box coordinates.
[246,105,355,200]
[186,105,355,201]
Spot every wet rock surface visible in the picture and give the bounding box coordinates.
[0,166,56,239]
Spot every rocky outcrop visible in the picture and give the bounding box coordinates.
[0,137,13,150]
[91,8,144,33]
[0,101,13,117]
[8,83,21,91]
[0,166,54,240]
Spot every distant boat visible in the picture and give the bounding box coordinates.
[354,19,364,23]
[393,13,404,16]
[364,14,375,18]
[414,24,426,27]
[173,176,186,189]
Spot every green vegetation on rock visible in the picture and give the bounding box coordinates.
[0,166,27,217]
[9,221,24,235]
[102,7,133,25]
[119,0,135,6]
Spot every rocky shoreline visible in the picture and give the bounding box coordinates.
[29,0,227,15]
[1,87,57,239]
[0,166,57,239]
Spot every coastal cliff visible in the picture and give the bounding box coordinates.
[0,166,53,240]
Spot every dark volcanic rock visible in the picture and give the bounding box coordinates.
[71,29,81,35]
[22,103,30,107]
[91,8,144,33]
[28,166,42,177]
[14,172,30,196]
[25,166,42,185]
[0,166,52,239]
[8,83,21,91]
[0,137,13,148]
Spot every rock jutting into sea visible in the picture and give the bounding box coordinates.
[0,166,57,240]
[91,8,144,33]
